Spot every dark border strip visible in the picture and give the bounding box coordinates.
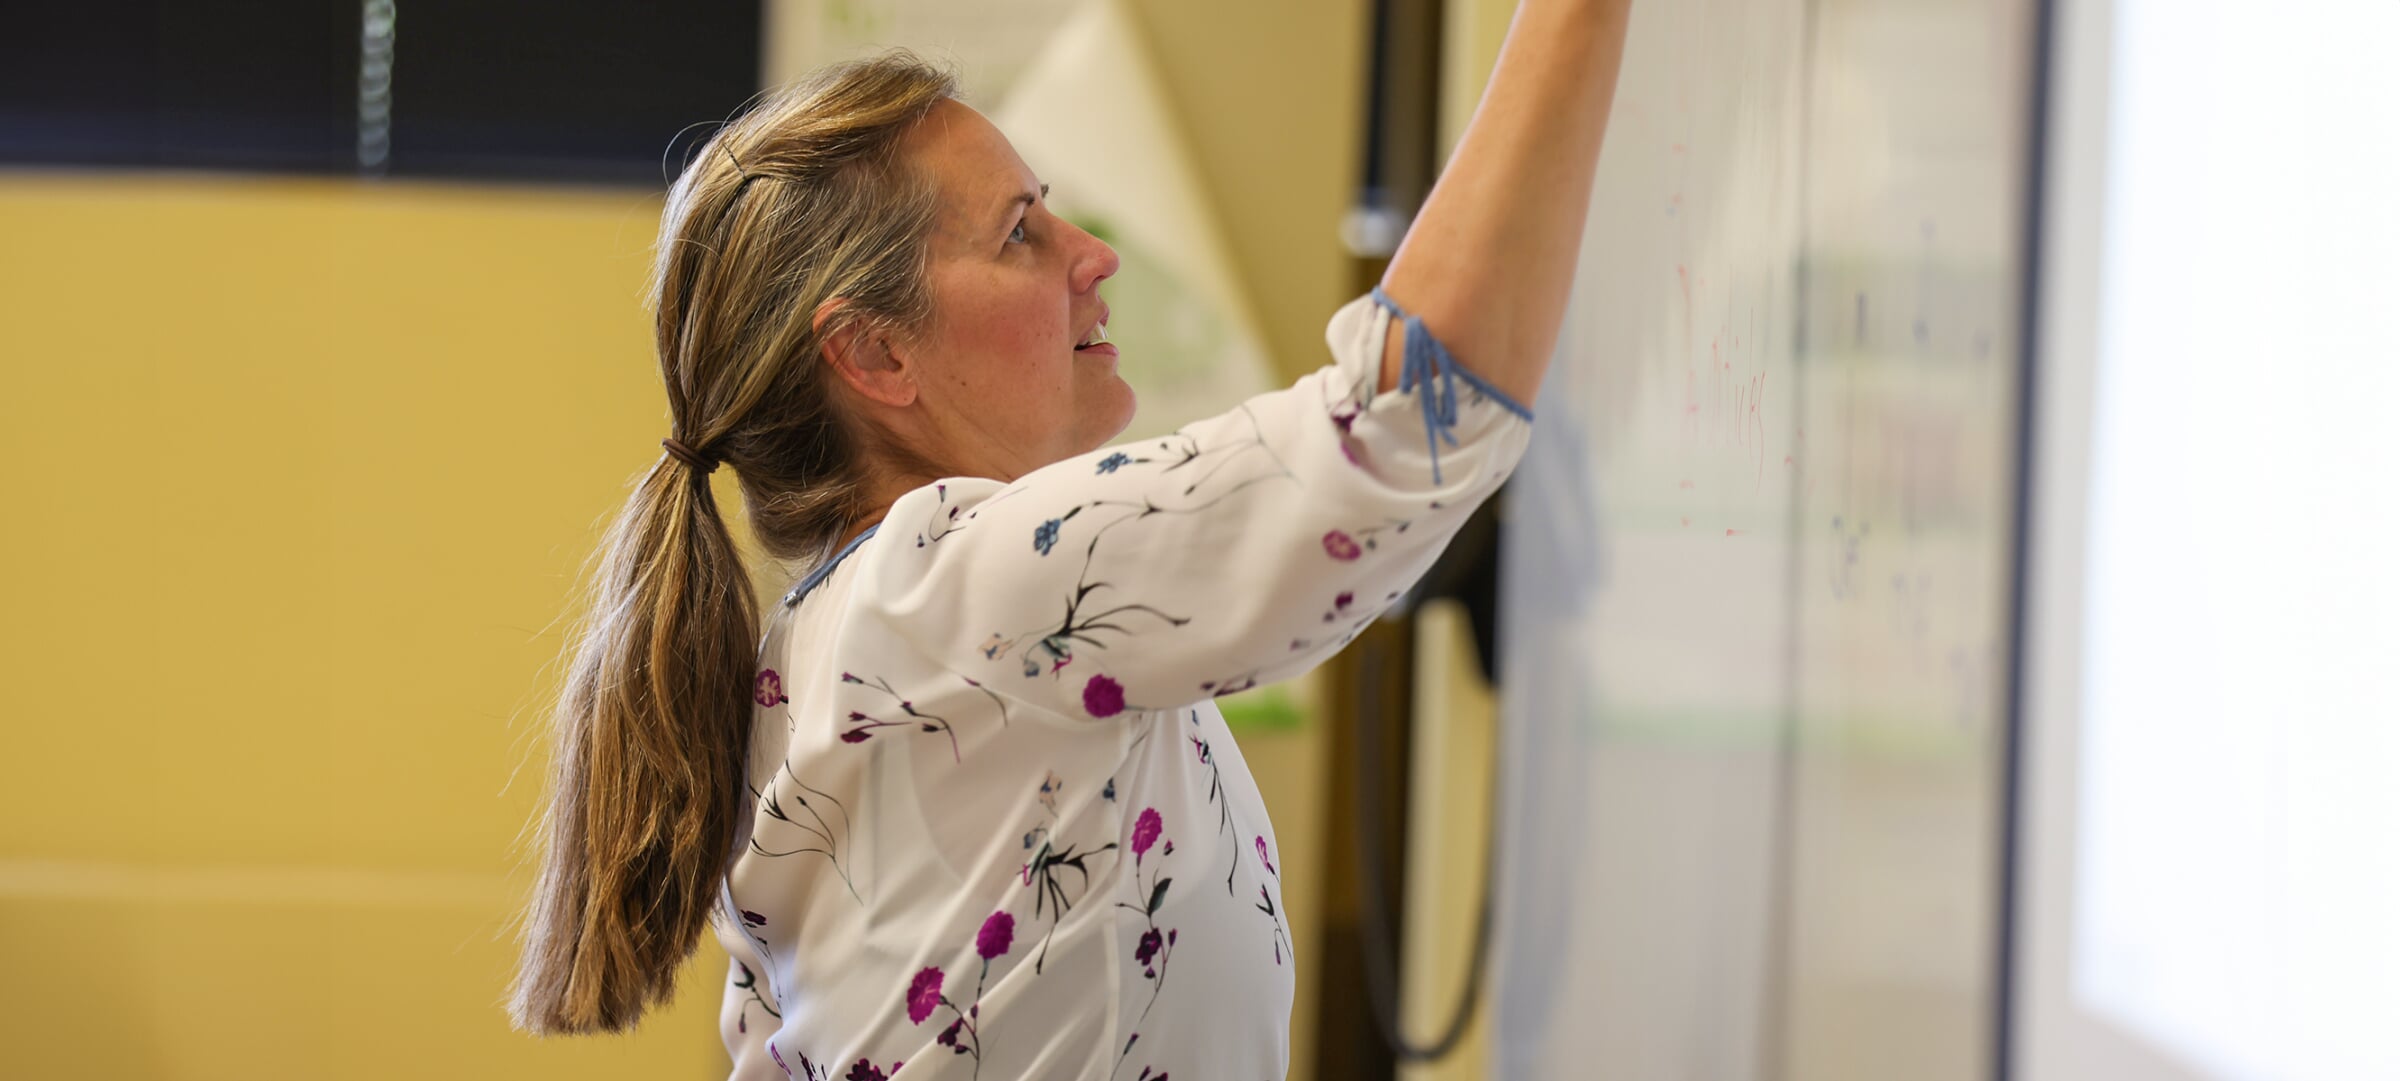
[1994,0,2066,1076]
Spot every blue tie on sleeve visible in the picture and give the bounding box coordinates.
[1369,286,1536,486]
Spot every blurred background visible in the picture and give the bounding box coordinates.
[1,1,2391,1080]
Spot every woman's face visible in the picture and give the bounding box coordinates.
[883,99,1131,482]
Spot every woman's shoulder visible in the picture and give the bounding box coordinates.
[866,477,1019,556]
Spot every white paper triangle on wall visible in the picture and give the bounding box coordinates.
[994,0,1279,439]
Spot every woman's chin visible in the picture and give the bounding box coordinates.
[1086,381,1138,448]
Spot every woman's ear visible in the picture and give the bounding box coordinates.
[815,299,917,409]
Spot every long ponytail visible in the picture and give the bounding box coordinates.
[512,454,756,1032]
[510,52,958,1035]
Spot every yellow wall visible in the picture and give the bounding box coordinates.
[0,174,724,1078]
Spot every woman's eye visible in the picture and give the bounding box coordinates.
[1007,220,1029,245]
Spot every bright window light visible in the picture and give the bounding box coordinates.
[2073,2,2400,1079]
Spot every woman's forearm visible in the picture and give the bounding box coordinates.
[1376,0,1634,404]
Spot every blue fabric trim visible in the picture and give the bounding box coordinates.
[1367,287,1535,485]
[781,523,881,608]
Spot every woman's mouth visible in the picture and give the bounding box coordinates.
[1074,320,1116,358]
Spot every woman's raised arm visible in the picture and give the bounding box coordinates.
[1375,0,1636,405]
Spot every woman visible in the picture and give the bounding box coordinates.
[512,2,1631,1077]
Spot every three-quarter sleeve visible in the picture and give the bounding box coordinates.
[854,289,1536,720]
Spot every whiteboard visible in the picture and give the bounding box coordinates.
[1488,0,2039,1078]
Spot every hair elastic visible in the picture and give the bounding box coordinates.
[661,437,719,474]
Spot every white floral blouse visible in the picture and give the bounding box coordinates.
[711,288,1534,1081]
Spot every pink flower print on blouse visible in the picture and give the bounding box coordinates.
[1334,403,1366,468]
[1326,518,1411,562]
[905,967,944,1025]
[1255,835,1278,876]
[1115,809,1180,1078]
[1134,925,1179,980]
[835,671,982,761]
[1130,807,1163,866]
[772,1044,836,1080]
[1083,673,1127,718]
[754,668,788,707]
[838,710,905,744]
[920,911,1015,1075]
[844,1062,889,1081]
[976,910,1015,959]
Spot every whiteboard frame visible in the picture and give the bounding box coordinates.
[1996,0,2076,1070]
[2004,0,2217,1077]
[2006,0,2106,1071]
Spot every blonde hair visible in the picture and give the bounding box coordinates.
[510,52,958,1035]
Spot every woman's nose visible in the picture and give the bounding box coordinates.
[1075,226,1120,292]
